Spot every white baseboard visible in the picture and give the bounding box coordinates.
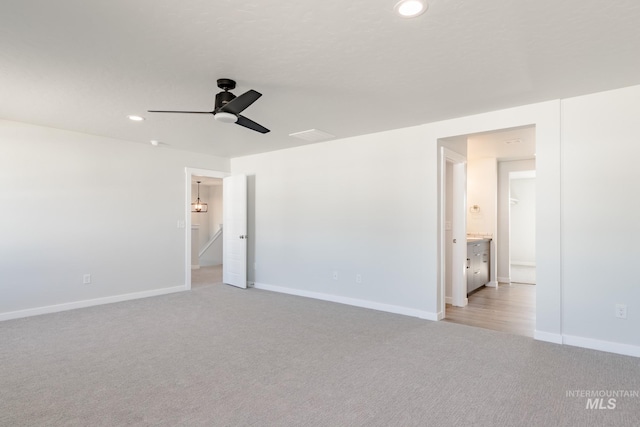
[253,282,438,321]
[511,261,536,267]
[485,280,498,288]
[563,334,640,358]
[534,330,563,344]
[444,296,468,307]
[0,285,187,322]
[497,276,511,284]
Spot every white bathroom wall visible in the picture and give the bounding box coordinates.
[466,158,497,237]
[510,177,536,264]
[0,119,229,318]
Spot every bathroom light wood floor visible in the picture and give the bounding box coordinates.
[443,283,535,337]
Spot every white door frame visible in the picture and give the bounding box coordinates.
[439,147,468,318]
[185,167,230,290]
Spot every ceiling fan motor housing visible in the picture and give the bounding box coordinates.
[215,90,236,112]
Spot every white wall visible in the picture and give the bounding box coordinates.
[208,184,223,235]
[561,85,640,351]
[9,84,640,356]
[0,120,229,318]
[234,127,434,315]
[232,100,562,328]
[510,177,536,264]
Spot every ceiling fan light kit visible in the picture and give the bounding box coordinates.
[148,78,269,133]
[214,112,238,123]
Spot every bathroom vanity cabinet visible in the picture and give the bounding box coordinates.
[467,239,490,294]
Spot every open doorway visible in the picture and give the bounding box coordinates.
[190,176,224,289]
[184,168,230,290]
[509,170,536,285]
[439,126,536,337]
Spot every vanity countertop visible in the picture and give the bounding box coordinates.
[467,237,492,243]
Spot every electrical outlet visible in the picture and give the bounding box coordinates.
[83,274,91,285]
[356,274,362,284]
[615,304,627,319]
[332,271,338,281]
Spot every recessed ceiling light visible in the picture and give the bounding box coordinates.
[150,140,160,146]
[128,115,145,121]
[394,0,428,18]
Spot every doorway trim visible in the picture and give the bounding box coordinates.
[185,167,230,290]
[439,147,467,319]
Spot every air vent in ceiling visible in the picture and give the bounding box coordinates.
[289,129,336,143]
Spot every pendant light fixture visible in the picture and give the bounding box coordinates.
[191,181,208,213]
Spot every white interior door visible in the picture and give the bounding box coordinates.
[451,161,467,307]
[223,174,247,288]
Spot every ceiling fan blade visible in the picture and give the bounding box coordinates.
[148,110,213,114]
[236,115,270,134]
[219,90,262,115]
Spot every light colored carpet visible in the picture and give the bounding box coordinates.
[191,265,223,288]
[1,285,639,426]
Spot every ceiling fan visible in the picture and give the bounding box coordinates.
[148,79,269,134]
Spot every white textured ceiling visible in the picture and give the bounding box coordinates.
[1,0,639,158]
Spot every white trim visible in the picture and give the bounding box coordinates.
[563,334,640,358]
[442,296,468,310]
[0,286,186,322]
[438,146,467,317]
[185,168,230,291]
[534,330,563,344]
[497,276,511,284]
[254,282,438,321]
[485,280,498,288]
[511,261,536,267]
